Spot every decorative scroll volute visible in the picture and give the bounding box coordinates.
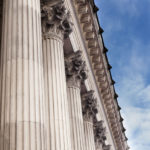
[93,120,111,150]
[81,90,98,121]
[41,1,73,39]
[65,50,88,88]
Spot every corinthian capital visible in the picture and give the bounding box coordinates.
[41,1,73,39]
[94,120,106,147]
[94,120,111,149]
[65,51,88,88]
[81,90,98,121]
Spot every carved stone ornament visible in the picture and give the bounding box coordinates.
[65,50,88,87]
[41,1,73,39]
[102,144,111,150]
[93,119,111,149]
[81,90,98,121]
[94,120,106,146]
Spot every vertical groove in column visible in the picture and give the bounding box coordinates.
[0,0,4,127]
[65,50,87,150]
[49,39,55,150]
[10,0,17,149]
[0,1,3,62]
[32,0,37,149]
[67,87,85,150]
[60,39,70,150]
[0,0,3,144]
[0,0,5,146]
[16,0,23,149]
[0,0,3,51]
[41,2,73,150]
[82,91,98,150]
[57,40,62,149]
[43,37,71,150]
[0,0,46,149]
[5,0,12,149]
[84,121,96,150]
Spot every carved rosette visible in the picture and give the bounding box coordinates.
[81,90,98,121]
[94,120,111,150]
[65,50,88,88]
[41,1,73,39]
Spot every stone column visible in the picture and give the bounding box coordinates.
[94,120,111,150]
[65,51,87,150]
[41,1,73,150]
[0,0,46,150]
[81,90,98,150]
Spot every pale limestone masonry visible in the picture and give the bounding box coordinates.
[42,1,72,150]
[82,90,97,150]
[0,0,129,150]
[65,50,87,150]
[0,0,46,149]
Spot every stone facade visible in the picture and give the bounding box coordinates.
[0,0,129,150]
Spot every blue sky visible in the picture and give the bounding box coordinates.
[95,0,150,150]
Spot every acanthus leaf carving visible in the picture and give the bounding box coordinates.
[81,90,98,121]
[94,120,106,146]
[93,119,111,149]
[65,50,88,87]
[103,144,111,150]
[41,1,73,39]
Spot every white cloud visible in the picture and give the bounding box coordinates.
[114,41,150,150]
[122,107,150,150]
[109,0,140,17]
[95,1,150,149]
[139,85,150,102]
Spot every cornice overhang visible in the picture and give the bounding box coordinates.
[72,0,128,149]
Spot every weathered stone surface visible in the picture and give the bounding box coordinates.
[81,90,97,150]
[82,90,98,121]
[42,1,72,149]
[65,50,88,87]
[66,50,87,150]
[94,120,111,150]
[0,0,46,149]
[94,120,106,145]
[103,144,111,150]
[41,1,73,39]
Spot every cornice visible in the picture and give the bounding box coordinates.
[72,0,128,149]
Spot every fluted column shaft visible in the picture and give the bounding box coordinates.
[0,0,46,150]
[41,2,72,150]
[65,50,87,150]
[84,119,96,150]
[67,85,85,150]
[82,91,98,150]
[43,36,71,150]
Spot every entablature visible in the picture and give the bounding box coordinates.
[68,0,128,149]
